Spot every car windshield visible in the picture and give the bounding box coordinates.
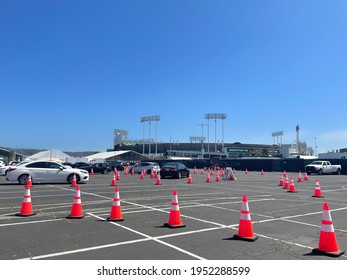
[164,164,176,167]
[15,161,29,166]
[310,161,323,165]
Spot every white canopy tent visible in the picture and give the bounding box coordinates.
[25,149,72,163]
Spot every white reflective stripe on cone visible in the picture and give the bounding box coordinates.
[171,204,179,211]
[322,210,332,222]
[240,213,251,221]
[241,202,249,212]
[73,198,81,204]
[172,195,178,203]
[112,200,120,206]
[23,198,31,203]
[321,224,334,233]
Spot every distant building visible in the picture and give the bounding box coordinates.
[280,144,299,158]
[318,151,347,159]
[114,141,280,159]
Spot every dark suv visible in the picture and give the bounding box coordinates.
[74,162,111,174]
[90,163,111,174]
[107,161,125,171]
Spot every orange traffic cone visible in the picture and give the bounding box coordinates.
[155,174,162,185]
[297,171,303,182]
[113,167,117,175]
[164,190,186,228]
[150,169,155,178]
[71,173,77,187]
[140,170,145,179]
[187,173,193,184]
[216,172,221,182]
[201,168,205,175]
[90,168,94,175]
[193,167,197,174]
[287,177,298,193]
[245,169,248,174]
[278,175,284,186]
[283,171,287,178]
[261,169,264,175]
[66,186,84,219]
[25,174,32,188]
[233,196,258,241]
[131,168,135,176]
[111,174,117,186]
[312,202,345,257]
[107,187,124,221]
[16,185,36,217]
[312,179,324,198]
[206,173,211,183]
[304,172,309,181]
[283,176,290,189]
[116,171,121,180]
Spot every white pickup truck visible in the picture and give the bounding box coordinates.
[305,161,341,175]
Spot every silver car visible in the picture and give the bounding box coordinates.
[130,162,160,174]
[6,160,89,185]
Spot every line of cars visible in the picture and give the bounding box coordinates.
[2,159,190,185]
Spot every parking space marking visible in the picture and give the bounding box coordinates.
[19,237,152,260]
[0,218,65,227]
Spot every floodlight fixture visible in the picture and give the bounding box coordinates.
[204,113,227,152]
[140,115,161,156]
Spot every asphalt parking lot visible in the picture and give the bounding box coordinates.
[1,169,347,260]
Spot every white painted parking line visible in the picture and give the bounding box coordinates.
[18,211,207,260]
[19,237,152,260]
[0,218,65,227]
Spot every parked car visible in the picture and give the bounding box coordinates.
[107,161,125,171]
[77,163,111,174]
[305,161,341,175]
[160,162,190,179]
[6,160,89,185]
[130,162,160,174]
[71,162,90,169]
[0,161,31,176]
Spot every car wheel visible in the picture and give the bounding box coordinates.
[336,169,341,175]
[318,169,323,175]
[18,174,29,185]
[68,174,80,184]
[102,169,109,174]
[177,172,182,179]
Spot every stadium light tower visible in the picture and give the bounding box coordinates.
[197,123,207,151]
[272,131,283,146]
[140,115,160,156]
[205,113,227,152]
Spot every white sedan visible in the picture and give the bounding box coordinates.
[6,160,89,185]
[0,161,28,176]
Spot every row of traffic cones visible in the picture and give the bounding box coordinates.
[16,182,344,257]
[279,174,324,197]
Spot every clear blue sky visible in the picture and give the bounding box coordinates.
[1,0,346,153]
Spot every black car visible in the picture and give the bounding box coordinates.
[74,162,111,174]
[160,162,190,179]
[107,161,125,171]
[71,162,90,169]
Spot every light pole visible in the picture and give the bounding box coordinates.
[140,115,160,157]
[314,137,318,156]
[205,113,227,153]
[197,123,207,151]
